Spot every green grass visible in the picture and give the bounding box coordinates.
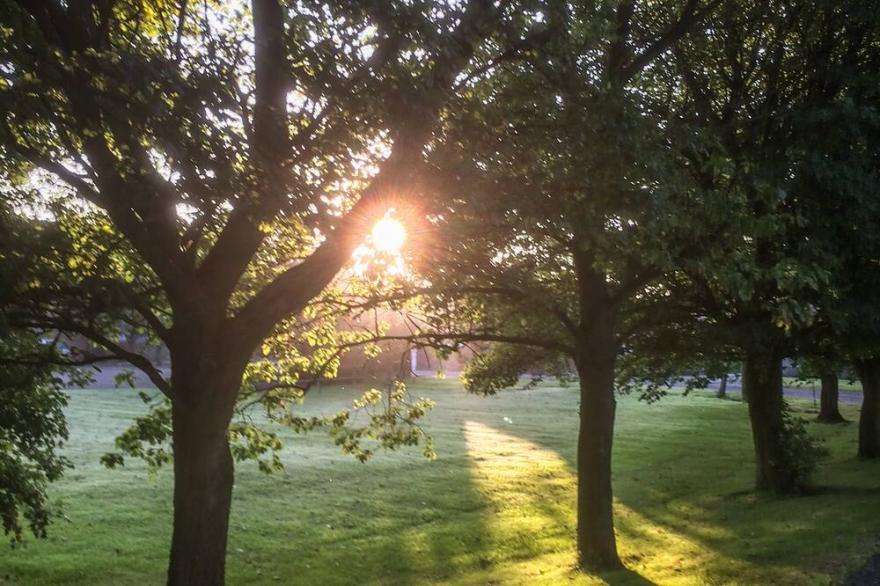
[1,380,879,585]
[782,376,863,393]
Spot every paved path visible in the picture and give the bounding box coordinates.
[706,380,862,405]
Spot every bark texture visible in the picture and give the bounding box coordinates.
[816,370,845,424]
[743,347,800,493]
[856,359,880,459]
[717,374,728,398]
[574,301,622,571]
[167,404,234,586]
[166,348,243,586]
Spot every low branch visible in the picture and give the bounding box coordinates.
[621,0,722,81]
[334,331,574,356]
[5,315,173,398]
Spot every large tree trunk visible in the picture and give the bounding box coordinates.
[717,374,728,399]
[743,347,799,494]
[574,307,622,572]
[166,361,241,586]
[855,358,880,459]
[816,370,845,424]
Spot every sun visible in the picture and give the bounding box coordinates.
[371,217,406,253]
[351,214,409,277]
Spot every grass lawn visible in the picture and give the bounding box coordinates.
[1,380,879,585]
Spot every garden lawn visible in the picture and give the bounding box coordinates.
[1,379,878,585]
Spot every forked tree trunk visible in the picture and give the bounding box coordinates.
[743,347,799,494]
[717,374,728,398]
[816,370,845,424]
[574,307,622,572]
[855,358,880,459]
[166,363,241,586]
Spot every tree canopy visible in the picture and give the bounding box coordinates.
[0,0,515,582]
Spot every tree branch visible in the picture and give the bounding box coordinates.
[335,332,574,356]
[5,315,173,397]
[621,0,722,82]
[228,0,498,351]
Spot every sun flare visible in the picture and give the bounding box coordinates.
[371,217,407,253]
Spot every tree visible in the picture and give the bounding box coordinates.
[812,84,880,455]
[717,373,728,398]
[672,0,878,492]
[0,198,84,544]
[855,360,880,457]
[792,355,846,424]
[395,0,725,570]
[772,4,880,454]
[817,370,844,424]
[0,1,508,582]
[0,329,79,544]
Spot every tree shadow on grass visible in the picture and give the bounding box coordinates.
[226,382,587,584]
[494,389,880,584]
[235,383,658,585]
[227,428,497,585]
[458,418,657,585]
[599,568,660,585]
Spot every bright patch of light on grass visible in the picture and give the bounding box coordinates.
[461,419,751,584]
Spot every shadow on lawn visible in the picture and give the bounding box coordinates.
[234,383,878,584]
[229,392,526,584]
[495,390,880,583]
[459,418,657,585]
[600,568,660,585]
[250,386,658,585]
